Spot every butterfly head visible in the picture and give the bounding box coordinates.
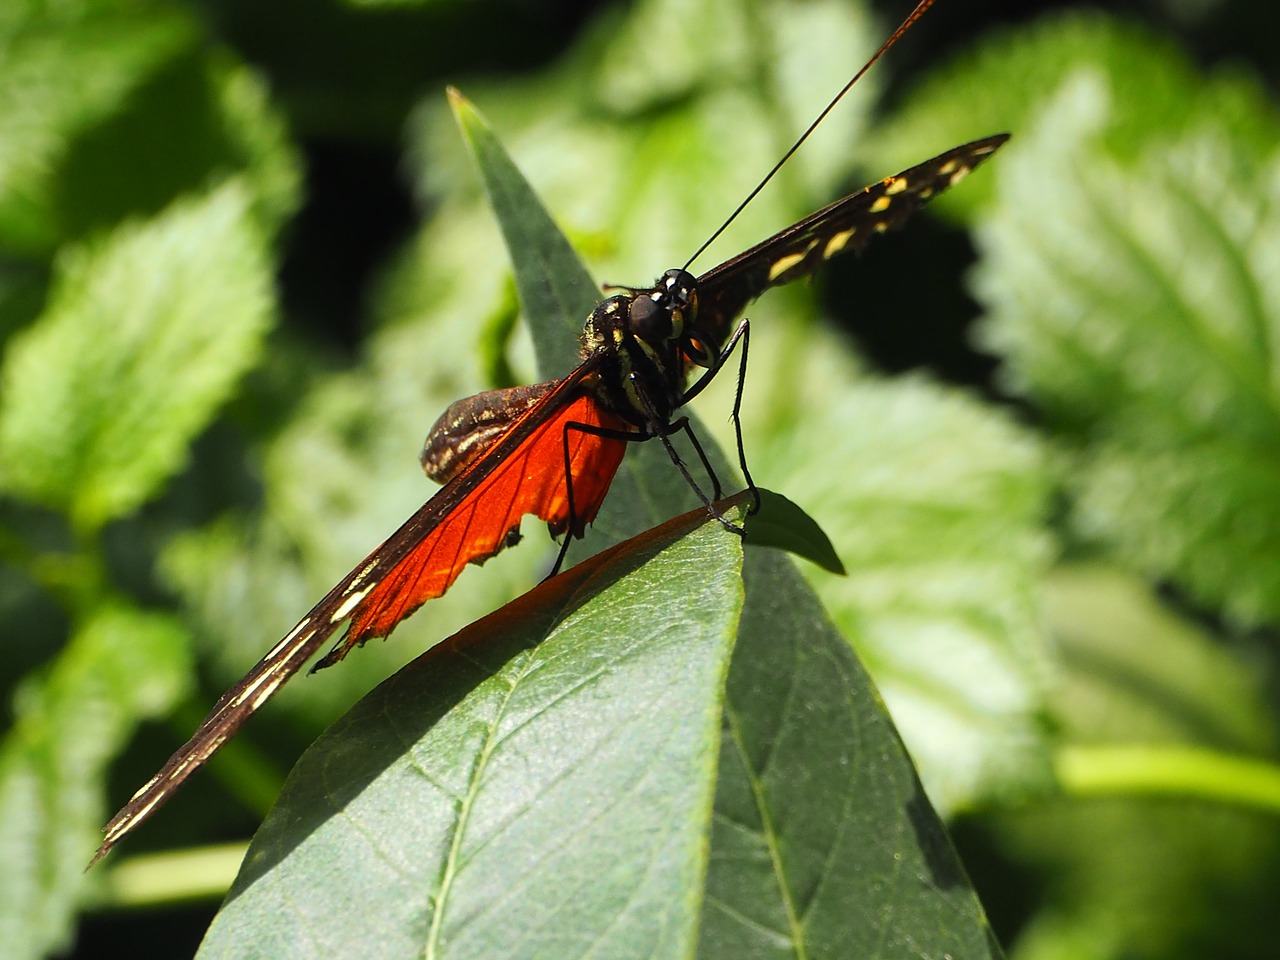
[583,268,696,357]
[581,268,712,426]
[622,269,695,347]
[627,268,720,372]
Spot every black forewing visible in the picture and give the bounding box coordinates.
[693,134,1009,347]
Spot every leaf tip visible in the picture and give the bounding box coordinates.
[447,86,483,135]
[745,489,846,575]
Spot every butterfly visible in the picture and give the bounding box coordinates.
[93,0,1007,865]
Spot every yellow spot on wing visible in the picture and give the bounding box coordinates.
[885,177,908,195]
[869,195,891,213]
[823,227,856,259]
[768,250,807,281]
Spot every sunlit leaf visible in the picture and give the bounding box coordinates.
[973,63,1280,625]
[0,603,191,960]
[0,181,276,531]
[0,7,196,253]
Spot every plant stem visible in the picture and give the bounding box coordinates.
[94,842,249,909]
[1055,744,1280,815]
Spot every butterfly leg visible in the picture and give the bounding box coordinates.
[681,319,760,515]
[673,417,723,501]
[641,407,745,538]
[551,412,742,580]
[724,321,760,515]
[552,418,650,577]
[653,417,735,524]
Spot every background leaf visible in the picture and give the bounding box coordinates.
[0,603,191,960]
[882,10,1280,958]
[0,181,275,531]
[0,7,196,254]
[975,68,1280,624]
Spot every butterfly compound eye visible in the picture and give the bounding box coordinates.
[628,294,672,343]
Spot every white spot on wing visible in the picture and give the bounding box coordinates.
[129,773,164,803]
[768,239,818,282]
[330,588,371,624]
[251,678,290,711]
[115,794,163,832]
[265,617,312,661]
[348,559,380,590]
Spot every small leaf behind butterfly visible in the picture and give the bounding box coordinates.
[745,487,846,575]
[449,87,595,373]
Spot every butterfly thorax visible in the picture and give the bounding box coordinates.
[579,268,718,432]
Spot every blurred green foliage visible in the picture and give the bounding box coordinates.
[0,0,1277,958]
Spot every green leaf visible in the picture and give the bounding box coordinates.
[0,601,191,960]
[703,548,997,957]
[969,47,1280,625]
[0,7,197,253]
[430,75,999,956]
[758,373,1056,814]
[449,87,596,370]
[199,510,744,959]
[744,488,845,575]
[202,516,998,960]
[0,180,276,531]
[1,7,302,255]
[205,56,305,243]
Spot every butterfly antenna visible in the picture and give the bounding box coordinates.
[683,0,939,271]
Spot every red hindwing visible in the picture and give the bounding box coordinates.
[92,369,629,864]
[333,388,629,661]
